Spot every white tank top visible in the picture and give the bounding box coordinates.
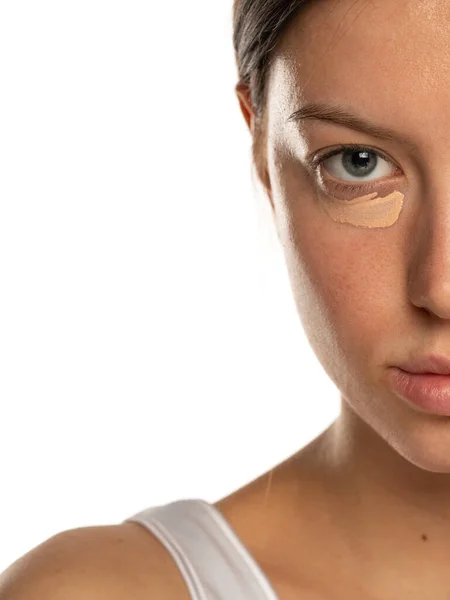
[124,498,280,600]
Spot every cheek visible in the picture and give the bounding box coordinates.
[270,148,404,383]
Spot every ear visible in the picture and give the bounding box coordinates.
[235,82,255,134]
[235,82,274,212]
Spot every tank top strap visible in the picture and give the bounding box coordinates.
[124,498,279,600]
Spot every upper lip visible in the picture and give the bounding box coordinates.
[396,354,450,375]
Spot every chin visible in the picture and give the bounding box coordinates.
[388,419,450,474]
[365,394,450,474]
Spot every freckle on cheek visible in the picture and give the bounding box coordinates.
[321,190,405,228]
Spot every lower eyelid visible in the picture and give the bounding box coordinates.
[322,181,377,201]
[318,173,405,204]
[331,181,374,193]
[316,169,403,202]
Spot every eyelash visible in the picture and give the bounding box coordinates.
[310,144,398,195]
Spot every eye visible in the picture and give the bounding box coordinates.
[315,144,398,183]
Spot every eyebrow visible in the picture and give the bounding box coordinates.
[287,102,419,155]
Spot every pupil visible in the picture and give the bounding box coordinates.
[343,149,377,176]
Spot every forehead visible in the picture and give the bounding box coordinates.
[267,0,450,138]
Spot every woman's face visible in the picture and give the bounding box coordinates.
[253,0,450,472]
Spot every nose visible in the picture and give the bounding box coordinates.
[408,207,450,320]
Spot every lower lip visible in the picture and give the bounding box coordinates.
[390,368,450,416]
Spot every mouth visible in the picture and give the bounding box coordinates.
[389,355,450,416]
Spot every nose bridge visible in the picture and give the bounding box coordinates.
[408,194,450,319]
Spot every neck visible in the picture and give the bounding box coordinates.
[311,401,450,597]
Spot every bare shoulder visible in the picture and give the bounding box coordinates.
[0,521,192,600]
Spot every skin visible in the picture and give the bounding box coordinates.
[229,0,450,598]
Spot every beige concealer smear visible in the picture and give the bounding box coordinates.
[321,190,405,228]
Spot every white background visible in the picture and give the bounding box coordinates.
[0,1,339,571]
